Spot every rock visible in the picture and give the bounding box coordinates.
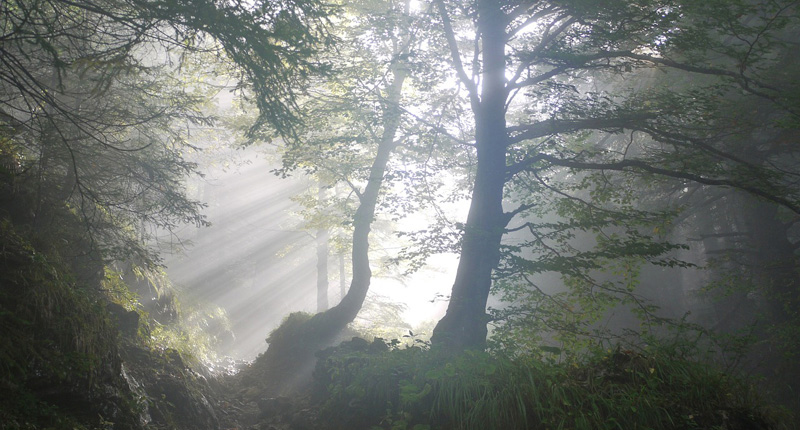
[257,396,294,419]
[107,302,140,338]
[120,344,223,430]
[288,407,319,430]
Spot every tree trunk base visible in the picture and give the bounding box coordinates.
[243,311,358,397]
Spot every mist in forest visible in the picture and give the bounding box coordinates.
[163,148,457,359]
[2,0,799,427]
[162,150,312,359]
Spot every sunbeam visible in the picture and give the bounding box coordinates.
[163,148,458,359]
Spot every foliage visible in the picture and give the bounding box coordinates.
[315,337,790,430]
[102,264,235,366]
[0,0,331,266]
[146,305,231,366]
[0,199,232,428]
[246,0,448,396]
[272,0,465,278]
[0,0,334,426]
[348,293,415,342]
[423,0,800,350]
[490,160,691,353]
[0,217,141,429]
[267,311,317,346]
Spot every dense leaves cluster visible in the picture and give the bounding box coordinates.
[1,0,330,264]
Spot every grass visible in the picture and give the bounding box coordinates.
[314,340,790,430]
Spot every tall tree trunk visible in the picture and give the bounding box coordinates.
[742,199,799,323]
[431,0,511,351]
[339,252,346,301]
[740,197,800,408]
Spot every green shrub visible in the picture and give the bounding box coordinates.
[267,311,316,345]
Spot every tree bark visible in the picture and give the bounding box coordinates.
[339,252,346,300]
[431,0,511,351]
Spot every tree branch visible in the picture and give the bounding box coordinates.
[434,0,479,105]
[506,114,656,145]
[537,153,800,214]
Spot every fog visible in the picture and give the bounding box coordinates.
[162,148,458,359]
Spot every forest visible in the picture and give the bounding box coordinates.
[1,0,799,428]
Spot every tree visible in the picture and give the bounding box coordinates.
[252,0,427,394]
[428,0,800,351]
[0,0,330,264]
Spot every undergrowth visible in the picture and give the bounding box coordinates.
[0,214,229,428]
[314,339,792,430]
[0,219,134,429]
[102,264,234,367]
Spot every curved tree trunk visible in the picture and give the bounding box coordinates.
[257,59,409,395]
[304,56,409,336]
